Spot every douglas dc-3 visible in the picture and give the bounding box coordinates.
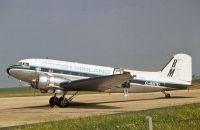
[7,53,192,107]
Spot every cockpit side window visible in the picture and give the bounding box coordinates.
[18,62,23,65]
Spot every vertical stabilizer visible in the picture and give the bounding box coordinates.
[161,54,192,84]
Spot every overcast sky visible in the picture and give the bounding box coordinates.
[0,0,199,87]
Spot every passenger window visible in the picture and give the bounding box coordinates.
[36,67,41,71]
[49,69,53,73]
[53,69,61,73]
[72,72,79,76]
[64,71,70,75]
[30,66,36,70]
[133,75,137,79]
[41,68,49,72]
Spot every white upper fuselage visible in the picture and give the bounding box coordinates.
[7,58,190,93]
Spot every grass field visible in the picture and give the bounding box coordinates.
[191,79,200,89]
[0,87,45,98]
[192,79,200,84]
[11,103,200,130]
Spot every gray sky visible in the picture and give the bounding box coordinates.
[0,0,200,87]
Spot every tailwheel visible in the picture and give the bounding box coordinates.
[49,96,59,106]
[161,90,171,98]
[58,96,69,107]
[165,93,171,98]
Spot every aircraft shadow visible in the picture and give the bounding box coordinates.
[86,96,194,105]
[67,102,120,109]
[157,96,194,99]
[8,96,194,110]
[9,102,120,110]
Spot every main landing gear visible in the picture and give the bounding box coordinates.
[161,90,171,98]
[49,91,79,107]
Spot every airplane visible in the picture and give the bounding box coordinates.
[7,53,192,107]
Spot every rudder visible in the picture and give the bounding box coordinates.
[161,54,192,84]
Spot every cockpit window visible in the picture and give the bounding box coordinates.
[17,62,29,67]
[18,62,23,65]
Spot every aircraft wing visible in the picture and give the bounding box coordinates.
[59,72,132,92]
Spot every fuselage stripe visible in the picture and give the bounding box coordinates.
[9,65,103,78]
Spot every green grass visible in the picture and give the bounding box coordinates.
[0,87,44,98]
[192,79,200,84]
[11,103,200,130]
[191,79,200,89]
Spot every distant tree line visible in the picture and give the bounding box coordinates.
[192,74,200,79]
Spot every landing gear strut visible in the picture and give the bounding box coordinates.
[49,91,79,107]
[161,90,171,98]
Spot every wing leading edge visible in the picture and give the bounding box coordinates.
[60,72,133,92]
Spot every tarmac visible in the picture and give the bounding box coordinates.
[0,89,200,128]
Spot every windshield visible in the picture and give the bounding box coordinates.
[17,62,29,67]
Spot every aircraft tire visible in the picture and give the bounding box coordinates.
[165,94,171,98]
[49,97,59,106]
[58,97,69,107]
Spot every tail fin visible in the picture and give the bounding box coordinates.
[161,54,192,83]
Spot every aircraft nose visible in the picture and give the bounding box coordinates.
[7,67,12,75]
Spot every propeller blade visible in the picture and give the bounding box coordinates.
[29,85,31,93]
[19,80,21,86]
[34,88,36,96]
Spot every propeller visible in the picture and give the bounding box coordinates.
[29,84,37,96]
[31,79,38,97]
[31,70,40,97]
[109,88,111,96]
[19,80,22,87]
[34,87,36,96]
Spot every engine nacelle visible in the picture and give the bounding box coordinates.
[33,73,70,89]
